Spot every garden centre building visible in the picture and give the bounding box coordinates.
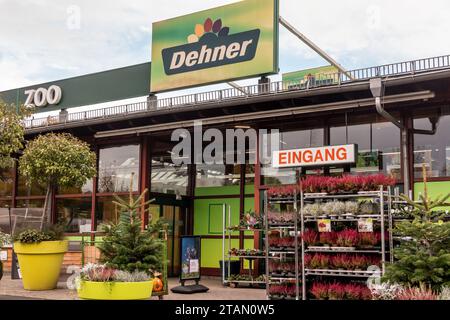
[2,0,450,277]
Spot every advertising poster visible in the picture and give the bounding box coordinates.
[282,65,339,90]
[180,236,201,280]
[151,0,279,92]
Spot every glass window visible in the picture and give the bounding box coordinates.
[56,198,92,233]
[196,164,241,187]
[331,121,400,179]
[262,129,324,185]
[0,200,11,208]
[98,145,140,193]
[16,199,45,208]
[0,167,14,197]
[414,112,450,178]
[151,155,188,196]
[58,179,93,195]
[95,196,137,228]
[17,174,46,196]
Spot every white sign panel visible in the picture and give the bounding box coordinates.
[272,144,357,168]
[189,259,199,273]
[0,250,7,261]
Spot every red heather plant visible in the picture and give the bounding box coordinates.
[310,282,329,300]
[269,237,281,248]
[350,255,369,270]
[319,232,337,246]
[328,282,346,300]
[309,254,330,269]
[303,254,312,268]
[268,284,286,296]
[331,254,353,270]
[267,185,298,198]
[285,285,297,297]
[302,229,318,246]
[345,284,363,300]
[359,286,373,300]
[335,229,359,247]
[358,232,379,247]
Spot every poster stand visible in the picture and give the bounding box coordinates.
[171,236,209,294]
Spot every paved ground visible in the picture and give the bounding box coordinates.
[0,274,266,300]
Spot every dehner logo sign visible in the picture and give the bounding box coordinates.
[162,18,260,75]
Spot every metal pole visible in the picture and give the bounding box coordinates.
[300,191,306,300]
[380,186,386,275]
[222,204,226,285]
[279,16,355,81]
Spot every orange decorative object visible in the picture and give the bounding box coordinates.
[153,277,164,292]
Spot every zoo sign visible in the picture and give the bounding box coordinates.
[24,85,63,108]
[151,0,279,93]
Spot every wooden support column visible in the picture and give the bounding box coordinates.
[140,136,150,229]
[91,146,99,241]
[253,130,262,275]
[12,161,18,208]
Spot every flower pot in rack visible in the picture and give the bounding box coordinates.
[77,280,154,300]
[14,240,68,291]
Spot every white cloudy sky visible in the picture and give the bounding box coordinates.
[1,0,450,93]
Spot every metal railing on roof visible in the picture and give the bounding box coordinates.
[24,54,450,130]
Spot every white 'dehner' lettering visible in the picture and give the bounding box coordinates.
[170,40,253,70]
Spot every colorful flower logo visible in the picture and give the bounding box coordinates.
[187,18,230,43]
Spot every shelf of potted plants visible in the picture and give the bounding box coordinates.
[299,174,395,300]
[264,186,302,300]
[222,206,266,288]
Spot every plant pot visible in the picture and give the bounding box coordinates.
[14,240,68,291]
[77,280,154,300]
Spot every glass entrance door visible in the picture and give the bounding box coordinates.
[150,204,187,277]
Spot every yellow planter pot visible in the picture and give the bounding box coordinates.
[14,240,68,291]
[77,280,154,300]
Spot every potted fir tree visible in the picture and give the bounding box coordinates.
[76,187,165,300]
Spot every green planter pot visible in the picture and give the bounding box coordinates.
[77,280,154,300]
[14,240,68,291]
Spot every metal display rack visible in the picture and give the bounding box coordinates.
[222,204,266,288]
[264,192,301,300]
[299,186,394,300]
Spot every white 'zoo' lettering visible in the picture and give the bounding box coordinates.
[24,85,62,108]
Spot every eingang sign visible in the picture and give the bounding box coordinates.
[151,0,279,93]
[273,145,357,168]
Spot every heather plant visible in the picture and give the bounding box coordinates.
[370,282,404,300]
[322,201,346,216]
[345,201,359,215]
[328,282,346,300]
[309,254,329,269]
[358,232,379,247]
[319,232,336,246]
[396,284,438,300]
[439,286,450,300]
[310,282,328,300]
[302,229,318,246]
[113,270,150,282]
[335,229,359,247]
[359,201,379,215]
[302,203,322,217]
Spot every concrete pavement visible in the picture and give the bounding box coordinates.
[0,274,266,300]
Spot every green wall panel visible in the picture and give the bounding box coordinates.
[201,238,255,268]
[414,181,450,211]
[195,185,240,197]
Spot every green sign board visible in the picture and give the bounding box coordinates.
[282,65,339,89]
[151,0,279,93]
[0,63,151,113]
